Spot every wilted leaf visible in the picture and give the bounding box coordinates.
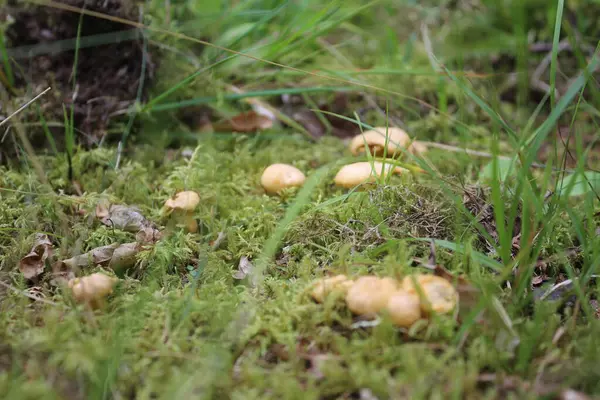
[136,225,163,244]
[57,242,141,275]
[98,204,148,232]
[19,234,53,280]
[61,244,119,270]
[214,111,273,133]
[108,242,140,272]
[233,256,254,280]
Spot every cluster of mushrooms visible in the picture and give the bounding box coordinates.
[260,127,427,194]
[311,273,458,328]
[65,192,202,308]
[67,128,427,308]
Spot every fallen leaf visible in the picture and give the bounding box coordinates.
[531,275,545,286]
[233,256,254,280]
[62,244,119,270]
[95,199,111,219]
[136,225,163,244]
[214,111,273,133]
[108,242,140,272]
[58,242,140,272]
[98,204,148,232]
[19,234,53,280]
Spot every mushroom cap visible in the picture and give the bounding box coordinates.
[345,276,399,316]
[334,162,406,188]
[402,274,458,314]
[261,163,306,195]
[349,127,427,156]
[311,274,354,303]
[350,127,411,156]
[386,290,422,328]
[68,273,118,304]
[165,191,200,211]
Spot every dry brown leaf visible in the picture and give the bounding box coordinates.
[135,225,163,244]
[108,242,140,271]
[62,244,119,270]
[214,111,273,133]
[19,234,53,280]
[59,242,140,272]
[98,204,148,232]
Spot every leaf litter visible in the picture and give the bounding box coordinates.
[19,234,53,280]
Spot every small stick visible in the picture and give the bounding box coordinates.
[0,87,52,127]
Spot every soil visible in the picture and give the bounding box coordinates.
[2,0,154,147]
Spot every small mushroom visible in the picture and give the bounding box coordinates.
[386,290,422,327]
[402,274,458,314]
[164,191,200,233]
[68,273,118,309]
[261,163,306,195]
[349,127,426,156]
[311,274,354,303]
[345,276,399,317]
[334,162,407,188]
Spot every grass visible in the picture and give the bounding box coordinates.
[2,0,600,398]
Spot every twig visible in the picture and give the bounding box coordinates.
[0,87,52,127]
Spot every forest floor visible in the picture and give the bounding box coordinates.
[2,1,600,399]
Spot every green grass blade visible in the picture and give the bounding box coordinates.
[549,0,565,108]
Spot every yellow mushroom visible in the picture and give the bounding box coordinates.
[334,162,406,188]
[349,127,426,156]
[345,276,399,317]
[311,274,354,303]
[68,273,118,309]
[402,274,458,314]
[164,191,200,233]
[386,290,422,328]
[261,163,306,195]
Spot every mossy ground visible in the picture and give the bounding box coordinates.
[0,135,597,399]
[3,0,600,399]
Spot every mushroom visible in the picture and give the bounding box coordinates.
[164,191,200,233]
[349,127,426,156]
[386,290,422,328]
[68,273,118,309]
[334,162,407,188]
[311,274,354,303]
[261,163,306,195]
[345,276,399,317]
[402,274,458,314]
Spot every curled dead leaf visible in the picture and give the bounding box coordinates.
[59,242,140,273]
[98,204,148,232]
[233,256,255,282]
[135,225,163,244]
[19,234,53,280]
[108,242,140,272]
